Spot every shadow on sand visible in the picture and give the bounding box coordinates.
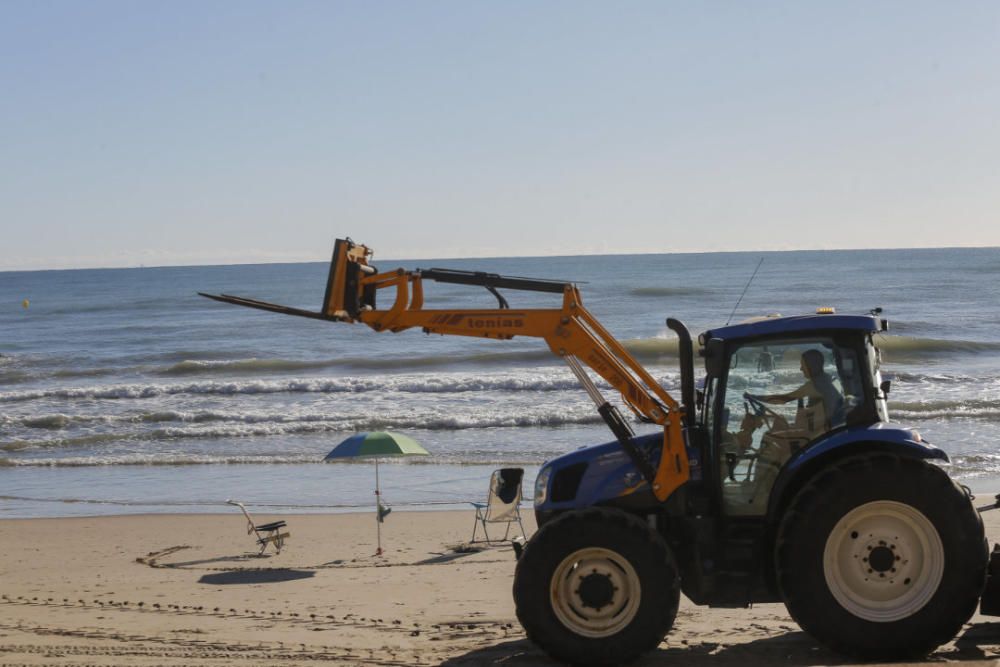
[414,551,486,566]
[158,553,277,569]
[437,634,839,667]
[439,624,1000,666]
[197,569,316,585]
[953,622,1000,661]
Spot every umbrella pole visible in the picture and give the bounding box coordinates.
[375,458,382,556]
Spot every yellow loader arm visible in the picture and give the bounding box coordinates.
[201,238,689,502]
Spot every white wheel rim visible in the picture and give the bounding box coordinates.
[550,547,641,638]
[823,500,944,623]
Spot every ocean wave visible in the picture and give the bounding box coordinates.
[51,367,126,380]
[4,406,605,430]
[156,337,682,377]
[878,335,1000,360]
[880,320,942,335]
[2,432,134,452]
[134,349,255,363]
[19,414,74,430]
[0,373,604,403]
[45,298,172,317]
[0,371,31,384]
[157,350,556,376]
[941,453,1000,479]
[630,338,680,358]
[160,358,343,376]
[890,371,982,385]
[890,398,1000,421]
[0,455,545,468]
[629,287,710,298]
[1,413,114,430]
[0,454,327,467]
[1,411,605,452]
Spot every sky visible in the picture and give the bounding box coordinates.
[2,1,999,270]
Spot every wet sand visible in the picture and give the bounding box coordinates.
[2,509,1000,666]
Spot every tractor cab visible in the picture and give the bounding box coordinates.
[699,312,891,517]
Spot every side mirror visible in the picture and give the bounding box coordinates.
[695,389,705,411]
[880,380,891,396]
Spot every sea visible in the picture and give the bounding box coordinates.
[3,247,1000,518]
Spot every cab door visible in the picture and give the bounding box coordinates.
[714,337,862,516]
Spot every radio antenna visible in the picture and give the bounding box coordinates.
[726,257,764,325]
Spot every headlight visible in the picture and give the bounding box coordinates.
[534,467,552,505]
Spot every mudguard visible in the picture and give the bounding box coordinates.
[768,423,948,522]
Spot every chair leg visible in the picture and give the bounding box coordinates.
[472,509,486,543]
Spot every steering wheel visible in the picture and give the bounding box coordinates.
[721,394,773,482]
[743,393,782,430]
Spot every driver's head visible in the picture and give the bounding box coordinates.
[801,349,825,377]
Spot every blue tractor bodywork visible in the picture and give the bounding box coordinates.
[701,313,882,341]
[534,421,946,519]
[531,311,957,607]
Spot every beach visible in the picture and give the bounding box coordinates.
[2,508,1000,666]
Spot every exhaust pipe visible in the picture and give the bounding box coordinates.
[666,318,695,428]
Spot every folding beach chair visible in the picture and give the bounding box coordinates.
[470,468,526,544]
[226,500,290,555]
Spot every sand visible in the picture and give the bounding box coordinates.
[2,508,1000,666]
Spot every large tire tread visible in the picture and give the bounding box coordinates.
[776,453,987,660]
[513,507,679,666]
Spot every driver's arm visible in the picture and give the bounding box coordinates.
[751,383,809,404]
[747,392,792,404]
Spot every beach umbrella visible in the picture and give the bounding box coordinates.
[323,431,430,556]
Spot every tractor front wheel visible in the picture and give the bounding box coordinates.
[776,453,987,659]
[513,507,679,666]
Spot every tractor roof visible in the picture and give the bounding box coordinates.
[702,314,881,343]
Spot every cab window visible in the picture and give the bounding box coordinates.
[718,338,860,516]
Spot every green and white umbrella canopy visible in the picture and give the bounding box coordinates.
[323,431,430,556]
[323,431,429,460]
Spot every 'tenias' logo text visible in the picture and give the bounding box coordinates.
[467,318,525,329]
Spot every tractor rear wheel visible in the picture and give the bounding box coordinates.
[513,507,679,666]
[776,453,987,659]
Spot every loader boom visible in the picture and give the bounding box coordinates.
[201,238,689,502]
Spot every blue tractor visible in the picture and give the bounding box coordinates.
[203,239,994,666]
[517,313,989,665]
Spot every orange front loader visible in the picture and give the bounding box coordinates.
[201,237,689,502]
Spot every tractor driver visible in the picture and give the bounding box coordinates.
[720,349,846,514]
[747,349,842,437]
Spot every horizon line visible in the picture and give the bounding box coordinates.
[2,242,998,274]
